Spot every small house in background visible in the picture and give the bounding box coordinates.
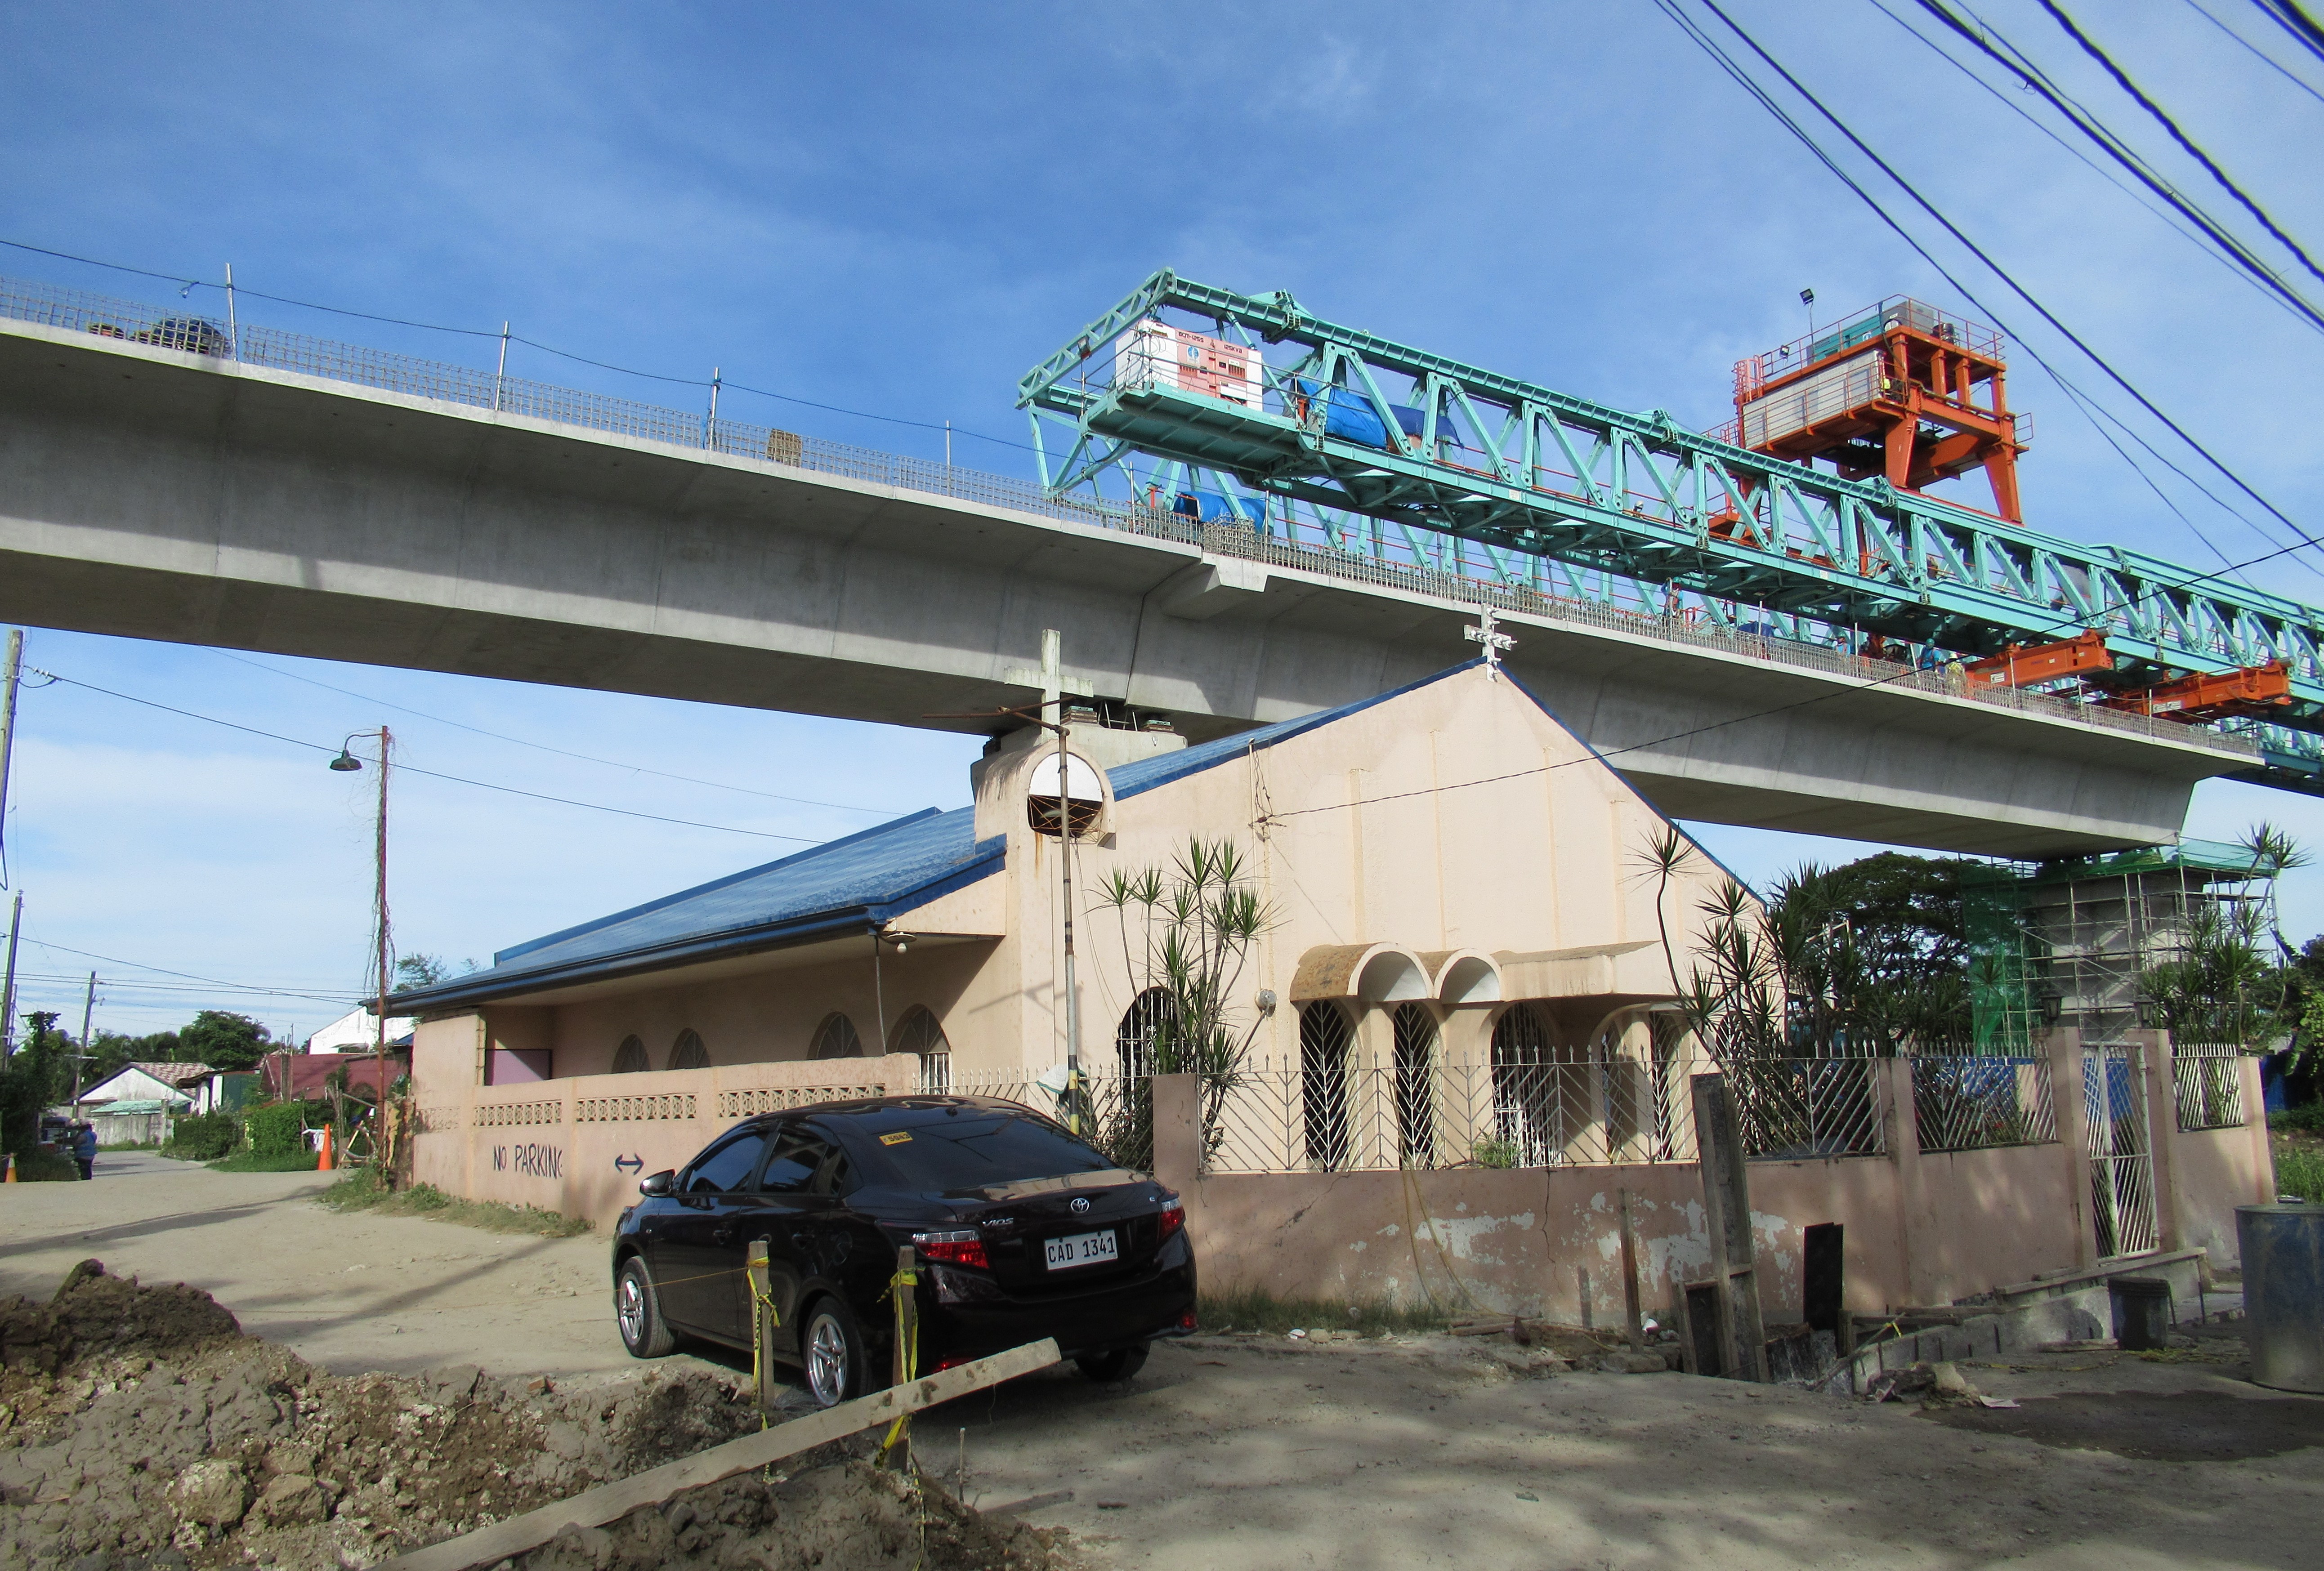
[307,1004,416,1054]
[264,1050,409,1103]
[76,1060,211,1113]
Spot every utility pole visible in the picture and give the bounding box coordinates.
[0,892,20,1058]
[72,971,94,1105]
[1042,630,1082,1131]
[371,726,393,1154]
[0,627,22,884]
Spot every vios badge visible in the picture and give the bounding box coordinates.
[1070,1196,1092,1214]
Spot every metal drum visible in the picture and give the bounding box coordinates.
[2238,1202,2324,1394]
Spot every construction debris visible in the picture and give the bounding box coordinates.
[0,1262,1078,1571]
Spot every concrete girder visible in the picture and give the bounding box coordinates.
[0,321,2248,858]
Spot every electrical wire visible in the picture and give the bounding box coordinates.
[1662,0,2324,574]
[1861,0,2321,576]
[205,648,905,817]
[1865,0,2316,327]
[25,666,840,845]
[2181,0,2324,106]
[1910,0,2324,333]
[2038,0,2324,289]
[18,936,370,1005]
[2250,0,2324,67]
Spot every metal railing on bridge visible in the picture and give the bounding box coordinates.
[0,271,2257,765]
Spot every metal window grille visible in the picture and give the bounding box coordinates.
[1393,1004,1439,1167]
[1116,988,1176,1077]
[1300,1004,1355,1172]
[1725,1056,1888,1159]
[1910,1054,2059,1151]
[2084,1048,2160,1257]
[942,1066,1154,1172]
[809,1013,863,1060]
[667,1028,709,1071]
[610,1035,650,1075]
[2170,1042,2248,1131]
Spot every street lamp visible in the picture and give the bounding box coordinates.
[328,727,393,1173]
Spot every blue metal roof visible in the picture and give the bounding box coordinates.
[393,806,1002,1011]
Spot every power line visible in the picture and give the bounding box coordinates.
[2181,0,2324,106]
[1910,0,2324,334]
[2038,0,2324,290]
[18,935,367,1004]
[206,648,906,817]
[1663,0,2324,574]
[27,666,837,844]
[2249,0,2324,68]
[1865,0,2317,328]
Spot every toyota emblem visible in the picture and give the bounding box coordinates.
[1070,1197,1092,1214]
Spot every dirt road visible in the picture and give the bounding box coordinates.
[0,1155,652,1381]
[6,1160,2320,1568]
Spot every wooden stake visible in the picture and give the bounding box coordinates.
[1619,1188,1645,1354]
[379,1339,1061,1571]
[746,1241,775,1414]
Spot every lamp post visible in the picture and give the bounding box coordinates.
[329,728,392,1171]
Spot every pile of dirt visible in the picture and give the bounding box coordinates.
[523,1461,1080,1571]
[0,1261,1081,1571]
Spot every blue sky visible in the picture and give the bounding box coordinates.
[2,0,2321,1036]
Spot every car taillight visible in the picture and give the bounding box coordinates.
[913,1229,990,1269]
[1157,1196,1184,1241]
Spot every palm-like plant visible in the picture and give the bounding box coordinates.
[1095,839,1277,1165]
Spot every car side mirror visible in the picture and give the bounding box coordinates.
[638,1169,675,1197]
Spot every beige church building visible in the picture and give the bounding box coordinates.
[398,656,2275,1328]
[400,659,1736,1225]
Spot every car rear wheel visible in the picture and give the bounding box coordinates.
[1074,1344,1149,1384]
[802,1298,867,1408]
[615,1256,676,1358]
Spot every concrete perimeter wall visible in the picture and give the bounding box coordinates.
[1148,1036,2275,1320]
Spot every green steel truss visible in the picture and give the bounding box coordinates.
[1019,270,2324,783]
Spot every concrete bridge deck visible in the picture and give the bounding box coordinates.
[0,315,2255,857]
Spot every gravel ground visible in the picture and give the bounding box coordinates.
[6,1161,2320,1569]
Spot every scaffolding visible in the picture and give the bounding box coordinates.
[1967,840,2285,1050]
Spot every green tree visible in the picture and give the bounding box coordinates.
[392,954,477,992]
[180,1010,272,1072]
[1,1012,68,1157]
[86,1029,182,1084]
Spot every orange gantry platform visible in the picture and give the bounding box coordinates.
[1726,297,2031,523]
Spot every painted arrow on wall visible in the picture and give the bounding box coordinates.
[614,1153,642,1175]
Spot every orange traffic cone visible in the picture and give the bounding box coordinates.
[3,1153,15,1183]
[317,1125,335,1172]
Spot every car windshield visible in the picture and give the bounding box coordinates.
[874,1111,1117,1191]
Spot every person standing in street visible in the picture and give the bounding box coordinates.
[72,1121,97,1181]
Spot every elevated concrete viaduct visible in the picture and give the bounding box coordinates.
[0,318,2256,858]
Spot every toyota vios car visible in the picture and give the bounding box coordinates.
[611,1095,1197,1404]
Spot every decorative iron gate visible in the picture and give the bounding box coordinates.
[2082,1046,2159,1258]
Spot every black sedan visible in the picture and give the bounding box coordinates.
[611,1095,1196,1405]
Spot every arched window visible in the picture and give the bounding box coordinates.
[611,1035,650,1075]
[889,1006,951,1092]
[1491,1003,1590,1167]
[1393,1003,1439,1166]
[1027,751,1103,839]
[1299,1003,1353,1172]
[810,1012,863,1060]
[1116,987,1178,1076]
[668,1029,709,1071]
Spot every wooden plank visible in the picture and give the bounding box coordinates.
[1691,1073,1771,1382]
[378,1338,1061,1571]
[746,1241,774,1415]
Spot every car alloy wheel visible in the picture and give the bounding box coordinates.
[804,1304,858,1407]
[616,1257,675,1358]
